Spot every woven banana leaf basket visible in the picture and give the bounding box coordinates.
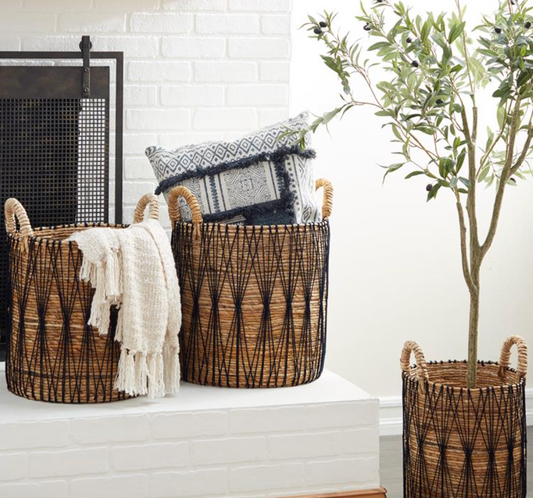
[4,194,160,403]
[401,336,527,498]
[168,179,333,388]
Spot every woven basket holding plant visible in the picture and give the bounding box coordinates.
[301,0,531,495]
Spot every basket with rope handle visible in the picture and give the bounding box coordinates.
[401,336,527,497]
[168,179,333,388]
[4,193,160,403]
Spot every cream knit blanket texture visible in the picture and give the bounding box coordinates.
[69,219,181,398]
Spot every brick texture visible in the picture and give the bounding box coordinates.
[0,401,380,497]
[0,0,293,229]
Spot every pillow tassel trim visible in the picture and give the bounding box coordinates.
[155,145,316,195]
[154,145,316,225]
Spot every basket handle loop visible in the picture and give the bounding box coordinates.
[498,335,527,381]
[400,341,429,382]
[168,186,203,238]
[4,199,33,251]
[133,193,160,223]
[315,179,333,219]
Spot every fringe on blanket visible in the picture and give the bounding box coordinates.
[80,249,122,336]
[115,344,180,399]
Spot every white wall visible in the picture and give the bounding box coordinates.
[292,0,533,400]
[0,0,292,228]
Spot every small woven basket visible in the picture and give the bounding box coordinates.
[401,337,527,498]
[4,193,160,403]
[169,179,333,388]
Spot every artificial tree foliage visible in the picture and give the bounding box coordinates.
[302,0,533,388]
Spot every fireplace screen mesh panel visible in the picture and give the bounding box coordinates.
[0,51,122,359]
[0,97,110,338]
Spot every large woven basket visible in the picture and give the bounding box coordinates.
[4,194,160,403]
[401,336,527,498]
[168,179,333,388]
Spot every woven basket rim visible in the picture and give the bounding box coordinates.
[7,222,128,246]
[173,220,330,230]
[403,359,526,392]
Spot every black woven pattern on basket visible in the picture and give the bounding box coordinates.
[403,363,527,498]
[5,232,127,403]
[0,97,110,350]
[172,222,330,388]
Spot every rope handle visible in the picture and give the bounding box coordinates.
[498,335,527,381]
[133,193,160,223]
[4,199,34,251]
[315,179,333,219]
[167,186,203,238]
[400,341,429,382]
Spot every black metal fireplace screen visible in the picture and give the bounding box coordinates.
[0,37,123,359]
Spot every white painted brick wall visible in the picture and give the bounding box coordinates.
[0,0,292,227]
[0,481,67,498]
[29,448,109,478]
[110,443,189,471]
[190,436,267,465]
[0,421,70,450]
[0,399,380,497]
[0,453,27,482]
[151,469,227,497]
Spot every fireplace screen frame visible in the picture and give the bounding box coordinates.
[0,38,124,360]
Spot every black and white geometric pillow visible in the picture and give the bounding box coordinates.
[146,112,321,225]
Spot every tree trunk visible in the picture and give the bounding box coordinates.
[466,279,480,388]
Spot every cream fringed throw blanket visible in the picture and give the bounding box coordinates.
[69,220,181,398]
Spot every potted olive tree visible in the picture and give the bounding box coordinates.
[300,1,529,496]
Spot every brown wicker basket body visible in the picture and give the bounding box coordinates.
[401,337,527,498]
[168,179,333,388]
[4,194,160,403]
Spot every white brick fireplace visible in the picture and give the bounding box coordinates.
[0,367,381,498]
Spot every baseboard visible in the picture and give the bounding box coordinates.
[379,396,402,436]
[288,487,387,498]
[379,388,533,436]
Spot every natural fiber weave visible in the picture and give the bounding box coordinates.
[4,195,158,403]
[169,179,332,388]
[401,337,527,498]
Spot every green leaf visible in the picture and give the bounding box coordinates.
[391,124,404,141]
[478,167,490,182]
[369,42,390,51]
[497,106,506,129]
[448,21,466,43]
[415,126,435,135]
[456,149,467,172]
[517,70,532,88]
[382,163,405,183]
[427,184,441,201]
[459,177,471,189]
[421,20,431,43]
[405,170,425,179]
[322,108,342,125]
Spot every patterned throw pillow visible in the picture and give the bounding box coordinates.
[145,112,321,225]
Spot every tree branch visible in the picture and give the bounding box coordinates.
[510,125,533,175]
[480,93,524,258]
[454,192,477,294]
[460,107,481,262]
